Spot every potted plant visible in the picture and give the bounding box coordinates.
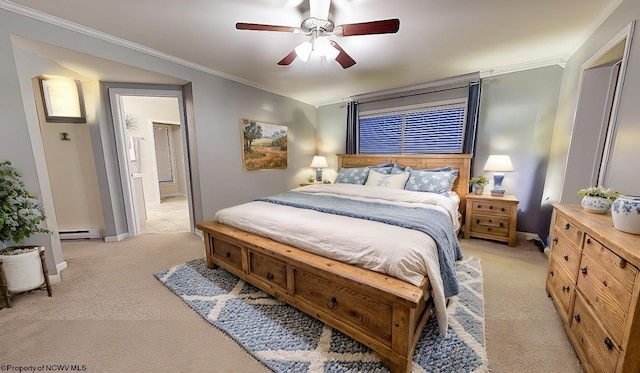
[577,185,619,214]
[469,176,489,195]
[0,161,51,305]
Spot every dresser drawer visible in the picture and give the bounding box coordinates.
[248,251,287,291]
[547,259,574,322]
[553,213,584,248]
[471,200,512,215]
[576,253,632,345]
[294,269,393,345]
[211,237,244,271]
[583,235,637,293]
[470,214,509,237]
[549,232,582,280]
[570,293,619,373]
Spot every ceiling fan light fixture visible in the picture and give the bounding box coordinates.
[295,41,313,62]
[313,36,338,60]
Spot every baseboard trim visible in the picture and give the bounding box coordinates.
[104,233,129,243]
[49,260,68,284]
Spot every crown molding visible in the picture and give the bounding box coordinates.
[0,0,294,103]
[565,0,624,59]
[480,56,567,78]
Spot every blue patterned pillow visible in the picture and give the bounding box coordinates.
[404,167,459,194]
[389,164,406,174]
[370,163,394,174]
[334,167,371,185]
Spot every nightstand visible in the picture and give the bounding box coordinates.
[464,194,519,247]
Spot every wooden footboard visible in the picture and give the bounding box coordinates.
[197,221,433,373]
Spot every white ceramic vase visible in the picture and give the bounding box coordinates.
[581,195,612,214]
[611,195,640,235]
[0,246,45,292]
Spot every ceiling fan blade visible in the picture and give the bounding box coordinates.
[309,0,331,20]
[337,18,400,36]
[277,50,298,66]
[236,22,296,33]
[330,41,356,69]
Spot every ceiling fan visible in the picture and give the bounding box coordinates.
[235,0,400,69]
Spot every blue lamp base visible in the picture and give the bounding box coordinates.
[315,168,323,182]
[490,172,506,196]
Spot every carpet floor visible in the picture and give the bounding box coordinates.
[156,257,488,372]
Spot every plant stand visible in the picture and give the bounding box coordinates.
[0,246,52,308]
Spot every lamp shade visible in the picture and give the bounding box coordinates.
[483,155,514,172]
[310,155,328,168]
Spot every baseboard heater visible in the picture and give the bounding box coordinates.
[59,229,102,240]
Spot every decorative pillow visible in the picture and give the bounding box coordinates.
[334,167,370,185]
[365,169,410,189]
[369,162,394,174]
[404,167,459,194]
[389,164,406,174]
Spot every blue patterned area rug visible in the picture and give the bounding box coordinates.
[155,257,488,372]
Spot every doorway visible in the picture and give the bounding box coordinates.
[108,86,194,237]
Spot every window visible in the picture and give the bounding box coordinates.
[359,100,467,154]
[154,126,174,183]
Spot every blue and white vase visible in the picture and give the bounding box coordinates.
[611,195,640,235]
[581,195,612,214]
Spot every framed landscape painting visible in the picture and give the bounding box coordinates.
[240,118,288,171]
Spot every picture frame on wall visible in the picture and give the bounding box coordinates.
[38,76,87,123]
[240,118,288,171]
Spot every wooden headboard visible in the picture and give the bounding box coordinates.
[337,154,472,217]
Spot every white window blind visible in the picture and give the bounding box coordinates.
[154,126,174,183]
[359,100,467,154]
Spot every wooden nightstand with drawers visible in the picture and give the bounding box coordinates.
[464,194,519,247]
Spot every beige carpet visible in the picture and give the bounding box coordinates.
[0,233,582,372]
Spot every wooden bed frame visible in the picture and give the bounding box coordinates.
[197,154,471,372]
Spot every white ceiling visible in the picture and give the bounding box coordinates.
[5,0,620,107]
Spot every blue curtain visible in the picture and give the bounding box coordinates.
[463,81,482,156]
[346,101,359,154]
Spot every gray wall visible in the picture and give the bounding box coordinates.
[476,67,563,240]
[0,8,317,271]
[547,0,640,209]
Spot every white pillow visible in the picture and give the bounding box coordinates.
[364,169,410,189]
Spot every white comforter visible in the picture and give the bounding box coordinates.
[213,183,460,335]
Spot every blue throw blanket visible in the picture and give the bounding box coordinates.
[256,191,463,297]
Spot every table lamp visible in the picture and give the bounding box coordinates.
[310,155,328,182]
[483,155,514,196]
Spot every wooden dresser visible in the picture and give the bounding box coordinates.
[464,194,519,247]
[546,204,640,373]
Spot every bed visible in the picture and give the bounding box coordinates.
[197,154,471,373]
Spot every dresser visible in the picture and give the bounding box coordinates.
[464,194,519,246]
[546,204,640,373]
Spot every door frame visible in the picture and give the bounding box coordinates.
[107,85,194,237]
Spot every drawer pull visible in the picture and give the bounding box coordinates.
[499,222,504,227]
[574,314,581,322]
[565,223,570,230]
[620,259,627,269]
[603,280,608,287]
[476,219,480,224]
[563,255,569,261]
[604,337,614,350]
[580,267,588,275]
[478,205,482,208]
[562,285,570,292]
[266,272,274,281]
[327,296,337,309]
[586,238,591,244]
[489,206,494,210]
[550,271,554,277]
[487,227,492,232]
[553,238,558,244]
[225,252,231,258]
